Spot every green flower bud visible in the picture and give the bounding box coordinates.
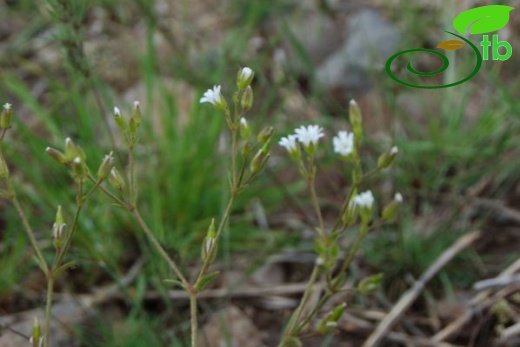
[382,193,403,220]
[131,101,141,129]
[46,147,67,164]
[97,151,115,182]
[108,167,125,191]
[250,141,270,175]
[236,67,254,91]
[1,103,12,129]
[114,106,127,130]
[30,317,43,347]
[239,117,251,140]
[349,99,362,144]
[377,146,398,170]
[240,86,254,111]
[257,126,273,145]
[358,273,383,295]
[0,153,10,180]
[201,219,217,262]
[316,303,346,334]
[72,156,85,179]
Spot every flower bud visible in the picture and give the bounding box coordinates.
[72,156,85,179]
[0,153,10,180]
[30,317,43,347]
[377,146,398,170]
[108,167,125,190]
[1,103,12,129]
[114,106,126,130]
[239,117,251,140]
[52,221,66,250]
[349,99,362,144]
[382,193,403,220]
[236,67,254,91]
[358,273,383,295]
[131,101,141,129]
[240,86,254,111]
[250,142,270,175]
[46,147,67,165]
[97,151,115,182]
[316,303,346,334]
[64,137,76,162]
[201,219,217,262]
[257,125,273,145]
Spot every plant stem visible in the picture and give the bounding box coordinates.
[132,208,189,288]
[11,195,49,276]
[278,264,320,347]
[43,277,54,347]
[190,293,198,347]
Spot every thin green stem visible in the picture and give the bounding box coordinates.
[43,278,54,347]
[332,221,369,290]
[308,177,325,238]
[190,293,198,347]
[11,195,49,276]
[278,265,320,347]
[132,208,189,288]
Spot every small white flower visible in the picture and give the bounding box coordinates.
[133,101,140,108]
[200,85,224,106]
[394,192,403,203]
[294,125,324,147]
[279,134,298,152]
[390,146,398,155]
[240,67,253,80]
[240,117,247,126]
[73,157,82,164]
[352,191,374,208]
[332,131,354,156]
[114,106,121,115]
[3,103,11,110]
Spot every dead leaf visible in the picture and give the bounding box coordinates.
[436,40,465,51]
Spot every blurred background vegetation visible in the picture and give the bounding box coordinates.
[0,0,519,346]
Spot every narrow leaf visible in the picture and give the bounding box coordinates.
[437,39,465,51]
[194,271,220,291]
[453,5,514,35]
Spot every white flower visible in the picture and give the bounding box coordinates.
[390,146,398,155]
[200,85,224,106]
[114,106,121,115]
[133,101,140,108]
[240,67,253,80]
[394,192,403,203]
[279,134,298,152]
[3,103,11,110]
[352,191,374,208]
[294,125,324,147]
[240,117,247,126]
[332,131,354,156]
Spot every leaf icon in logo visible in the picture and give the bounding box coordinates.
[453,5,515,35]
[437,40,465,51]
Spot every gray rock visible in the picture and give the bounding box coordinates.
[316,8,401,92]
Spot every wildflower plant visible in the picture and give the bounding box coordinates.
[2,67,401,347]
[276,100,401,347]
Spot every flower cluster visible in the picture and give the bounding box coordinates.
[280,124,359,159]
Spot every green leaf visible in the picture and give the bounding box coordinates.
[453,5,514,35]
[357,273,383,295]
[54,261,77,278]
[194,271,220,291]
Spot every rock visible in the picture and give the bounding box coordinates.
[316,8,401,94]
